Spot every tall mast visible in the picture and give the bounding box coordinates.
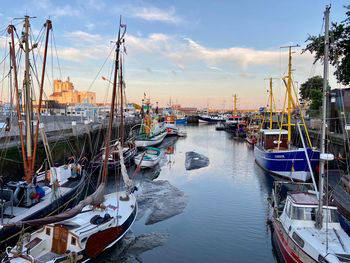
[316,5,331,229]
[286,47,293,146]
[233,94,237,115]
[32,20,52,171]
[102,17,125,182]
[269,78,273,130]
[23,16,33,181]
[119,56,124,147]
[8,25,27,178]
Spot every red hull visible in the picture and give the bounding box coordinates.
[273,220,316,263]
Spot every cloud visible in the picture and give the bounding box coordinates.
[64,31,102,43]
[126,5,182,24]
[34,0,81,18]
[207,66,223,71]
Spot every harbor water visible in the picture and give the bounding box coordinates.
[101,124,279,262]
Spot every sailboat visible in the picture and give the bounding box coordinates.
[254,47,320,182]
[0,17,88,247]
[270,7,350,262]
[2,17,137,263]
[90,49,136,170]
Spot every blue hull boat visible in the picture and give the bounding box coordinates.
[176,118,187,125]
[254,145,319,181]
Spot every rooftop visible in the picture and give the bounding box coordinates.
[289,192,318,205]
[260,129,288,135]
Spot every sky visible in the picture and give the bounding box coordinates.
[0,0,348,110]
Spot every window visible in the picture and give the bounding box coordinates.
[46,228,51,235]
[323,208,339,223]
[304,207,316,221]
[292,232,305,248]
[285,201,291,217]
[292,206,305,220]
[71,236,77,246]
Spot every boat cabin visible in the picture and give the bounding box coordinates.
[281,192,339,224]
[258,129,288,150]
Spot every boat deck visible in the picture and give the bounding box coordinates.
[3,187,71,224]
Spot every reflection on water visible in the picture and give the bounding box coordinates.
[105,125,280,262]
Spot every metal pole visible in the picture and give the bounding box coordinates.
[297,122,318,196]
[316,5,330,229]
[287,47,292,147]
[269,78,273,130]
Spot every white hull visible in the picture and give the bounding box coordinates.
[134,153,163,168]
[6,192,137,263]
[135,132,167,147]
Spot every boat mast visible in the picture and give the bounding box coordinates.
[269,78,273,130]
[102,17,125,182]
[32,20,52,171]
[119,55,124,147]
[316,5,331,229]
[286,47,293,146]
[233,94,237,115]
[23,16,34,182]
[8,25,27,177]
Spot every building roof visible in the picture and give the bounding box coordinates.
[289,192,318,205]
[260,129,288,135]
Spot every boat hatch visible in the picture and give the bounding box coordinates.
[52,224,68,255]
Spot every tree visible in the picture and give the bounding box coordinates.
[303,5,350,86]
[299,76,324,111]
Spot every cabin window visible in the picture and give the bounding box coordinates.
[322,208,339,223]
[285,201,291,217]
[304,207,316,221]
[292,232,305,248]
[46,228,51,235]
[291,206,305,220]
[71,236,77,246]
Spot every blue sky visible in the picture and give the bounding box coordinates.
[0,0,348,109]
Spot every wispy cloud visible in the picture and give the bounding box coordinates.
[126,5,182,24]
[34,0,81,18]
[64,31,102,43]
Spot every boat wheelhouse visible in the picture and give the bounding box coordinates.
[273,191,350,263]
[254,129,319,181]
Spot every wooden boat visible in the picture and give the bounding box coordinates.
[3,18,137,263]
[134,147,163,168]
[0,18,89,247]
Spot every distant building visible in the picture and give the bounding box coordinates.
[49,77,96,104]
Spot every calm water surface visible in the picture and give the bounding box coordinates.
[110,124,279,262]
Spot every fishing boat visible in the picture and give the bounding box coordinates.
[0,17,89,247]
[254,48,319,182]
[163,108,179,136]
[135,101,167,147]
[2,18,137,263]
[175,116,187,125]
[198,114,225,123]
[134,147,163,168]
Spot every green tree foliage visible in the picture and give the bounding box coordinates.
[300,76,324,111]
[303,5,350,86]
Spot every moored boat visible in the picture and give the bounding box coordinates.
[2,18,138,263]
[134,147,163,168]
